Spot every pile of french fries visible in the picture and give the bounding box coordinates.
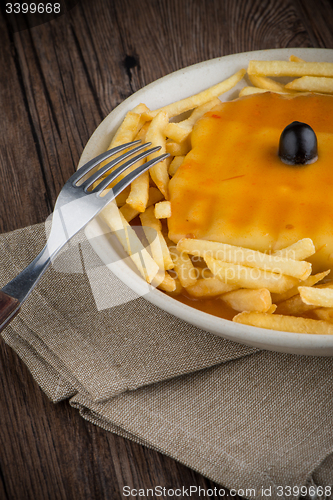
[240,54,333,96]
[97,55,333,335]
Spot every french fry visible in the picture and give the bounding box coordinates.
[168,156,184,176]
[271,270,330,304]
[139,205,162,232]
[93,104,152,193]
[248,60,333,77]
[140,206,174,271]
[177,238,311,280]
[312,308,333,322]
[271,238,315,261]
[115,186,131,207]
[125,122,151,212]
[146,111,170,199]
[240,86,301,100]
[151,231,175,271]
[164,98,221,143]
[239,86,268,97]
[142,69,246,120]
[299,286,333,308]
[277,283,333,319]
[99,201,160,284]
[120,203,141,222]
[285,76,333,94]
[110,103,150,149]
[166,138,191,156]
[164,155,173,173]
[164,122,190,144]
[157,272,177,292]
[205,255,298,294]
[275,294,317,316]
[220,288,272,313]
[120,203,145,223]
[193,267,214,279]
[275,282,333,317]
[170,247,197,288]
[233,311,333,334]
[125,170,149,213]
[120,187,164,222]
[154,201,171,219]
[248,74,287,92]
[186,277,236,298]
[165,277,183,296]
[97,103,150,176]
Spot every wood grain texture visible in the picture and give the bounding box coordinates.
[0,0,333,498]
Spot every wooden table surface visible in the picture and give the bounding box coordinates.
[1,0,333,498]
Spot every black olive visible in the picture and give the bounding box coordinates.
[278,121,318,165]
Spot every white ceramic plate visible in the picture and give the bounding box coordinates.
[80,48,333,356]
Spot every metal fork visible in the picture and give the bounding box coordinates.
[0,140,168,331]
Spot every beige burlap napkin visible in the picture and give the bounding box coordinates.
[1,223,333,497]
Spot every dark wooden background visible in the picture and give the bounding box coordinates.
[0,0,333,498]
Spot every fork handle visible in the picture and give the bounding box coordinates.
[0,291,21,332]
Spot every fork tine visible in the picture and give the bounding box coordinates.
[98,153,170,201]
[72,140,141,183]
[81,142,154,190]
[91,146,162,194]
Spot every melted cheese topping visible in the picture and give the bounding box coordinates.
[168,92,333,273]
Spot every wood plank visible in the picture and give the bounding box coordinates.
[0,13,51,232]
[292,0,333,47]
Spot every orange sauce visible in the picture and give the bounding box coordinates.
[171,292,236,320]
[167,92,333,317]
